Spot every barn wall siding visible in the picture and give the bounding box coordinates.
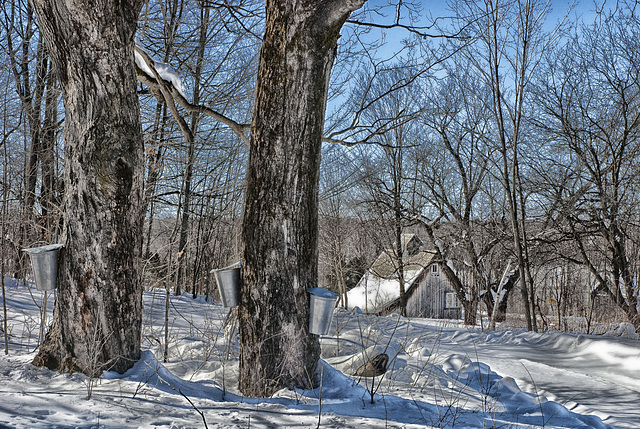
[376,263,462,320]
[405,266,459,319]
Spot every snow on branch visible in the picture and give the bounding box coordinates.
[134,42,250,146]
[133,42,403,149]
[134,44,188,99]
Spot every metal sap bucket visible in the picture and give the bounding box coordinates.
[307,288,340,335]
[23,244,63,291]
[212,264,241,307]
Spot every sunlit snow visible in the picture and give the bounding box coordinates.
[346,270,421,312]
[134,42,188,99]
[1,275,638,428]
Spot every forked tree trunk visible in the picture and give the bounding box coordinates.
[31,0,145,375]
[239,0,365,397]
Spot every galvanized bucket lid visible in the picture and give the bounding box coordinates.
[22,243,63,254]
[210,261,242,274]
[307,287,340,298]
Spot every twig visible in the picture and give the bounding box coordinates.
[176,388,209,429]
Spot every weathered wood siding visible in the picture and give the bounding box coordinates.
[377,262,462,320]
[407,265,460,319]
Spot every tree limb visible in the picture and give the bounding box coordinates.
[134,46,251,146]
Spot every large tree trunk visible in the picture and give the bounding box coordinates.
[239,0,364,397]
[31,0,145,375]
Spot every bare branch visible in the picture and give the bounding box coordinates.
[134,46,251,146]
[345,18,469,40]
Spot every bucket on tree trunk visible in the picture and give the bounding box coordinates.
[307,288,340,335]
[22,244,63,291]
[212,263,241,307]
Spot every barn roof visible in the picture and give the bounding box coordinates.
[369,249,436,279]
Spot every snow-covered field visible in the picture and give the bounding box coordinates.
[1,277,638,428]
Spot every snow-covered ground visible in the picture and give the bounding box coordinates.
[1,277,638,428]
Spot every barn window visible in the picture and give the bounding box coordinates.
[446,292,461,309]
[431,264,439,275]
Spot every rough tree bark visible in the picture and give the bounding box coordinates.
[239,0,365,397]
[31,0,145,374]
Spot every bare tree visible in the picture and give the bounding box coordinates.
[449,0,564,330]
[418,71,515,325]
[533,5,640,333]
[136,0,257,298]
[1,93,20,354]
[347,64,429,316]
[2,0,63,260]
[318,145,367,308]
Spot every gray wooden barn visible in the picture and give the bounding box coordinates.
[347,234,461,319]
